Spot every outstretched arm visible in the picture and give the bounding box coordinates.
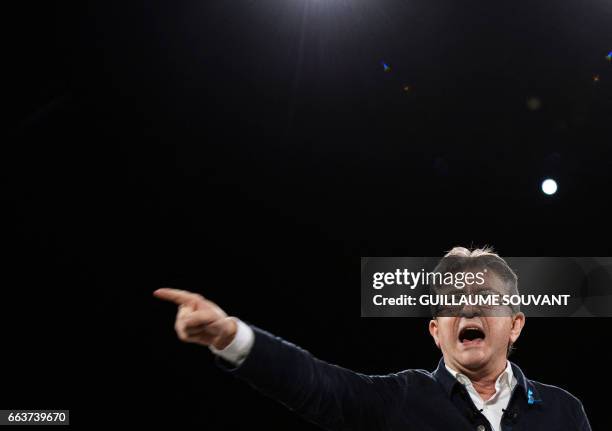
[154,288,401,430]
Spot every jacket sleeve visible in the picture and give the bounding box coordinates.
[573,399,592,431]
[215,324,402,430]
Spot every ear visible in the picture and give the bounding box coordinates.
[509,312,526,345]
[429,319,441,349]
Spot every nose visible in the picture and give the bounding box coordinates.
[460,304,481,318]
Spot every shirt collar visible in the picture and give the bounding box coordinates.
[433,357,544,405]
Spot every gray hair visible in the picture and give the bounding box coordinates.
[433,246,519,307]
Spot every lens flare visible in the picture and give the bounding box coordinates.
[541,179,558,196]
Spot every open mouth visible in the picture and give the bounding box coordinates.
[458,327,486,345]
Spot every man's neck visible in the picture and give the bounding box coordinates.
[446,357,508,401]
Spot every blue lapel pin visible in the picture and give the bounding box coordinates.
[527,388,541,405]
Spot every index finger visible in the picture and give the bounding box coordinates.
[153,288,201,305]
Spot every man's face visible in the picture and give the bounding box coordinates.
[428,271,525,372]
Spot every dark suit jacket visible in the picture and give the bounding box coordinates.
[217,325,592,431]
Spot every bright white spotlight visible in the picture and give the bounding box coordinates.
[541,178,558,195]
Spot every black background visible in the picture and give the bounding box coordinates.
[3,1,612,428]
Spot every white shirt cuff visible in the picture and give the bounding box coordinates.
[209,318,255,366]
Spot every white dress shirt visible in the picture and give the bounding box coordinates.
[210,320,517,431]
[209,318,255,365]
[445,361,517,431]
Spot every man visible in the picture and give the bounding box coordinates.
[154,247,591,431]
